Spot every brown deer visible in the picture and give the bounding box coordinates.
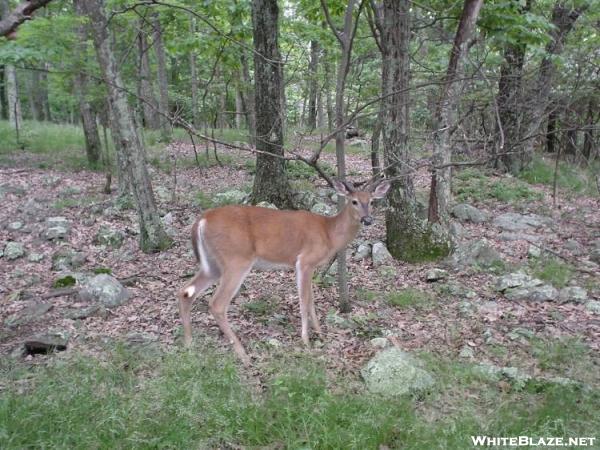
[177,179,391,364]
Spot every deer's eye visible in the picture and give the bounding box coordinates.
[352,199,358,206]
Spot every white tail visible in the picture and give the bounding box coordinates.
[177,179,391,364]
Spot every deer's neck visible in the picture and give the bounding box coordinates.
[327,204,361,252]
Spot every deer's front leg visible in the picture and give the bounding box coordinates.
[297,264,315,346]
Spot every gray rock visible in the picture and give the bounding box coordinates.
[214,190,247,205]
[51,247,87,271]
[370,337,389,349]
[0,183,26,198]
[458,301,477,318]
[294,192,317,209]
[478,301,502,315]
[585,301,600,314]
[4,242,25,260]
[527,244,542,258]
[154,186,171,202]
[267,338,283,348]
[66,305,104,320]
[447,239,503,269]
[372,242,393,267]
[361,348,434,396]
[353,243,371,260]
[495,272,542,292]
[558,286,588,303]
[497,232,542,242]
[473,363,531,389]
[28,252,44,263]
[449,221,466,239]
[78,274,130,308]
[256,201,278,209]
[125,331,159,346]
[507,327,535,341]
[5,302,53,327]
[451,203,488,223]
[23,332,68,354]
[459,346,475,359]
[7,221,23,231]
[564,239,584,256]
[310,202,334,216]
[94,225,125,249]
[426,268,448,282]
[505,284,558,302]
[590,248,600,265]
[492,212,551,232]
[42,216,70,240]
[161,212,176,237]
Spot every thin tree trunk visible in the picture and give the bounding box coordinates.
[235,87,244,129]
[152,11,171,142]
[317,87,325,129]
[371,109,382,177]
[240,52,256,145]
[547,108,558,153]
[0,66,6,120]
[582,98,595,160]
[427,0,483,225]
[26,72,40,120]
[250,0,293,208]
[78,0,171,253]
[322,48,334,132]
[138,17,159,129]
[189,17,199,129]
[306,39,320,131]
[5,65,22,130]
[40,64,51,121]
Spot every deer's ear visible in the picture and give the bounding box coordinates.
[333,179,353,196]
[372,181,391,199]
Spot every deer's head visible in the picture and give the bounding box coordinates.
[333,179,391,226]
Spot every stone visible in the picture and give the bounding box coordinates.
[4,242,25,260]
[426,268,448,282]
[585,301,600,314]
[161,212,176,237]
[361,348,435,396]
[353,243,371,260]
[492,212,551,232]
[527,244,542,258]
[478,301,502,315]
[23,332,68,355]
[66,305,104,320]
[564,239,584,256]
[558,286,588,303]
[458,301,477,318]
[214,189,247,205]
[447,239,503,269]
[28,252,44,263]
[256,201,278,209]
[154,186,171,202]
[459,346,475,359]
[590,248,600,265]
[505,284,558,302]
[42,217,70,240]
[267,338,283,348]
[372,242,393,267]
[449,221,466,239]
[78,274,130,308]
[310,202,334,216]
[507,327,535,341]
[451,203,488,223]
[0,183,26,198]
[473,363,531,389]
[5,302,53,327]
[125,332,159,346]
[51,247,87,271]
[370,337,389,349]
[94,225,125,249]
[496,272,537,292]
[7,221,23,231]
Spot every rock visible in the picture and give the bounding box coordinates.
[497,232,542,242]
[78,274,130,308]
[527,244,542,258]
[451,203,488,223]
[94,225,125,249]
[5,302,53,327]
[449,221,466,239]
[28,252,44,263]
[505,284,558,302]
[495,272,542,292]
[590,248,600,265]
[564,239,584,256]
[161,212,176,237]
[267,338,283,348]
[310,202,334,216]
[4,242,25,260]
[370,337,389,349]
[585,301,600,314]
[294,192,317,209]
[256,201,278,209]
[507,327,535,341]
[214,190,247,205]
[0,183,26,198]
[326,310,352,329]
[7,221,23,231]
[492,212,551,232]
[154,186,171,202]
[327,260,338,275]
[51,247,87,271]
[459,346,475,359]
[66,305,104,320]
[125,332,159,346]
[558,286,588,303]
[353,243,371,260]
[372,242,393,267]
[23,333,68,355]
[42,216,70,240]
[478,301,502,316]
[447,239,503,269]
[473,363,531,389]
[458,301,477,318]
[426,268,448,282]
[361,348,434,396]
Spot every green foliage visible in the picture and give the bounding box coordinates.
[93,267,112,275]
[531,257,573,288]
[520,156,592,194]
[241,297,277,317]
[387,288,433,310]
[454,168,543,204]
[52,275,76,288]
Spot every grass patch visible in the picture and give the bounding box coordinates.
[531,257,573,288]
[531,336,590,374]
[520,156,592,194]
[387,288,433,310]
[454,168,542,204]
[1,347,598,449]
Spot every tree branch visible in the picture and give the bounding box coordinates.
[0,0,53,38]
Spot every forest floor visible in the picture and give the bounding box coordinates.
[1,123,599,448]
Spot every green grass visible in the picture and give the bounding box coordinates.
[1,346,598,449]
[531,337,590,374]
[453,168,543,204]
[531,257,573,288]
[520,156,593,195]
[387,288,433,310]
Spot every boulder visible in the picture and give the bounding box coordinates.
[94,225,125,249]
[497,232,542,242]
[451,203,488,223]
[28,252,44,263]
[256,201,278,209]
[78,274,130,308]
[586,301,600,314]
[426,268,448,282]
[42,216,70,240]
[372,242,393,267]
[361,348,434,396]
[473,363,531,389]
[23,332,68,355]
[492,212,551,232]
[5,302,53,327]
[214,190,247,205]
[310,202,334,216]
[51,247,87,271]
[558,286,588,303]
[447,239,503,269]
[353,243,371,260]
[4,242,25,260]
[7,221,23,231]
[505,284,558,302]
[495,272,542,292]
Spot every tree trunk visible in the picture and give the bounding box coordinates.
[427,0,483,225]
[306,39,319,131]
[582,98,595,160]
[0,66,6,120]
[5,65,22,130]
[189,17,199,129]
[240,51,256,145]
[40,64,51,121]
[323,49,334,132]
[138,17,159,129]
[317,87,325,129]
[78,0,171,253]
[371,110,382,177]
[152,11,171,142]
[546,108,558,153]
[26,72,40,120]
[250,0,293,208]
[235,87,244,129]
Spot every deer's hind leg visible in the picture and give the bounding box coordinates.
[178,270,218,346]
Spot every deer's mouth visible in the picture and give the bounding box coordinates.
[361,216,374,226]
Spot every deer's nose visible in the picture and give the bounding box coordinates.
[361,216,373,226]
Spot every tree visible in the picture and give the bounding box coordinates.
[138,14,159,129]
[0,0,52,38]
[306,39,320,130]
[77,0,171,253]
[250,0,294,208]
[152,11,171,142]
[427,0,483,225]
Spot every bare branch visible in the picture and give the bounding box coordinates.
[0,0,53,38]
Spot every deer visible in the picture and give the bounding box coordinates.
[176,179,391,364]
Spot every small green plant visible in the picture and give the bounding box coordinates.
[453,168,542,204]
[242,297,277,317]
[93,267,112,275]
[387,288,433,309]
[356,288,378,303]
[531,257,573,288]
[52,275,76,288]
[520,156,588,194]
[531,337,589,372]
[53,198,79,210]
[194,191,215,209]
